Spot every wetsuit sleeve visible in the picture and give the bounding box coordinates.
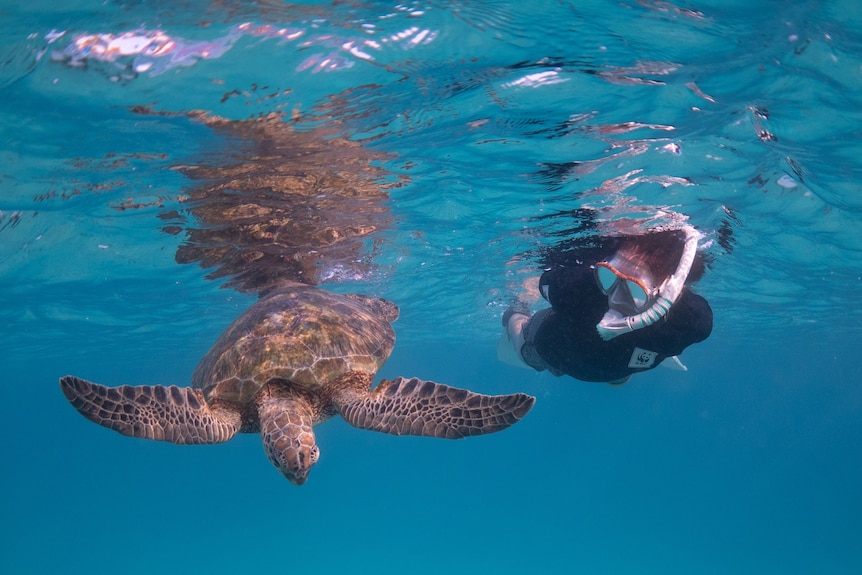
[647,288,713,355]
[686,290,713,343]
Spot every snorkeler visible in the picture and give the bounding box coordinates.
[498,225,712,384]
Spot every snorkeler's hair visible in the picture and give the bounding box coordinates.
[540,227,707,285]
[615,229,706,284]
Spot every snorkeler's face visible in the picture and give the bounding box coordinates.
[595,263,651,316]
[606,279,646,316]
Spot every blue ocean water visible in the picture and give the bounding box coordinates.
[2,0,861,573]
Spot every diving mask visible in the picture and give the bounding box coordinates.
[595,261,654,314]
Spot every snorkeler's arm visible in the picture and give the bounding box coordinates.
[677,290,713,344]
[651,289,714,354]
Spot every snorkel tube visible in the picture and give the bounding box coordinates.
[596,225,700,341]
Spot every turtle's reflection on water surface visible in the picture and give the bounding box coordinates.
[153,109,404,292]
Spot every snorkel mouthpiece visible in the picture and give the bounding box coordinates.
[596,225,699,341]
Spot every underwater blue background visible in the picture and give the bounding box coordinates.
[2,1,861,573]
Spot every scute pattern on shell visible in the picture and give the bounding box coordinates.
[192,284,396,405]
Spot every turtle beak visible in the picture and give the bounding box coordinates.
[286,469,310,486]
[281,443,319,485]
[268,440,318,485]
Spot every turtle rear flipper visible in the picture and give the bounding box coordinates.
[59,376,241,445]
[335,376,535,439]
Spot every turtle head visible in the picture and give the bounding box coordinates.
[259,396,320,485]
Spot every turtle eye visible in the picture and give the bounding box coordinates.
[310,445,320,464]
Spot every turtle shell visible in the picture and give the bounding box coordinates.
[192,283,398,406]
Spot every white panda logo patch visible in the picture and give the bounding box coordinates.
[628,347,658,369]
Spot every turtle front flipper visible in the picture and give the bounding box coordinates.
[59,376,241,445]
[335,376,535,439]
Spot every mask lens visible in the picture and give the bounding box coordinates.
[626,280,649,309]
[596,265,619,293]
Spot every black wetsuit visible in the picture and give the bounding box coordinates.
[524,259,713,383]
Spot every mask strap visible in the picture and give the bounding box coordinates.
[596,225,700,341]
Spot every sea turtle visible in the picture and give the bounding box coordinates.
[60,282,534,485]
